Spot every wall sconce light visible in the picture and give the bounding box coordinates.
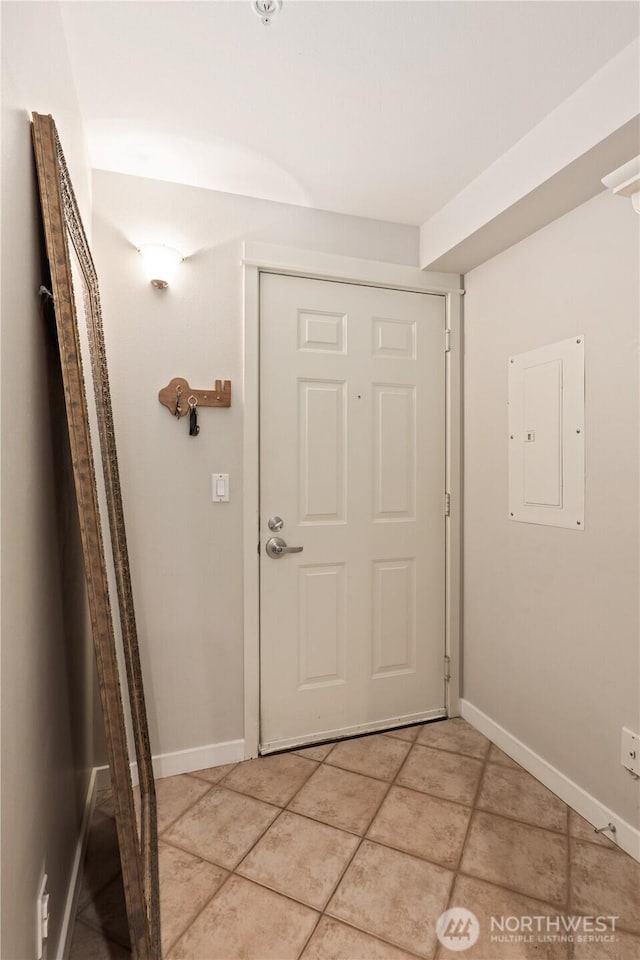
[601,156,640,215]
[137,244,184,288]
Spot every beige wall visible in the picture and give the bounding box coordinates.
[91,170,418,759]
[1,2,96,956]
[463,190,639,825]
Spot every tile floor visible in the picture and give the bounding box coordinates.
[70,719,640,959]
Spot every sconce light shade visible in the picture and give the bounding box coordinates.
[137,244,184,288]
[601,156,640,215]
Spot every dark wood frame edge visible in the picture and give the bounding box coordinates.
[31,112,160,959]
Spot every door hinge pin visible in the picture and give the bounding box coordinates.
[444,654,451,683]
[445,328,452,353]
[444,492,451,517]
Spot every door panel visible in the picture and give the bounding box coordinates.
[260,273,446,751]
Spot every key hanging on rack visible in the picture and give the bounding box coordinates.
[188,395,200,437]
[174,383,183,418]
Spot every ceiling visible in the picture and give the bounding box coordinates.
[60,1,639,226]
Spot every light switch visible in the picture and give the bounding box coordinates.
[211,473,229,502]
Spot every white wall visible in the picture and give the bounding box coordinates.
[1,2,96,956]
[463,190,639,827]
[91,170,418,761]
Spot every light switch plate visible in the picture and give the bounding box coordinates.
[211,473,229,502]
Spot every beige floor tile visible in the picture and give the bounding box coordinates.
[488,744,521,769]
[326,733,411,781]
[77,811,122,908]
[237,810,359,909]
[572,929,640,959]
[397,743,483,805]
[301,916,418,959]
[367,785,470,869]
[416,718,490,760]
[385,725,421,743]
[289,763,389,835]
[188,762,238,784]
[569,810,619,850]
[438,875,569,959]
[327,839,453,957]
[163,786,279,869]
[461,811,568,906]
[570,840,640,934]
[155,774,211,833]
[69,920,131,960]
[476,763,568,833]
[221,752,318,806]
[166,875,318,959]
[78,874,130,949]
[294,742,336,761]
[158,841,227,952]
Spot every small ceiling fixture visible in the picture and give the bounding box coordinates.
[137,244,184,289]
[253,0,281,26]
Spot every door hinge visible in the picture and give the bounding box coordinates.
[445,328,452,353]
[257,541,261,555]
[444,492,451,517]
[444,654,451,683]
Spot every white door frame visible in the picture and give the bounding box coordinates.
[242,241,463,759]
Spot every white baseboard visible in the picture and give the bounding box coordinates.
[461,699,640,862]
[94,738,246,788]
[151,738,245,779]
[56,767,97,960]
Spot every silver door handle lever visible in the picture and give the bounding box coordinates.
[265,537,303,559]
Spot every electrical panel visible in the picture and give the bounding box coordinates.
[508,336,584,529]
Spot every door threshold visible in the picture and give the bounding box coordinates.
[260,708,447,755]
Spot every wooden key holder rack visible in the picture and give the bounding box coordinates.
[159,377,231,418]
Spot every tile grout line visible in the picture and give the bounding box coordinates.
[163,756,322,954]
[74,912,132,952]
[314,731,435,958]
[165,799,290,955]
[72,918,132,956]
[226,744,343,956]
[167,757,577,857]
[290,737,399,958]
[292,732,417,958]
[157,780,218,840]
[433,741,492,960]
[316,916,427,960]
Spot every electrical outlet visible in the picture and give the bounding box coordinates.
[621,727,640,777]
[36,873,50,960]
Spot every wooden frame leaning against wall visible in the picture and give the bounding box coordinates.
[31,112,160,959]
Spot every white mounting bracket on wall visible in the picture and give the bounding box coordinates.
[508,336,585,530]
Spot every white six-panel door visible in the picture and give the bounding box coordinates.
[259,273,446,751]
